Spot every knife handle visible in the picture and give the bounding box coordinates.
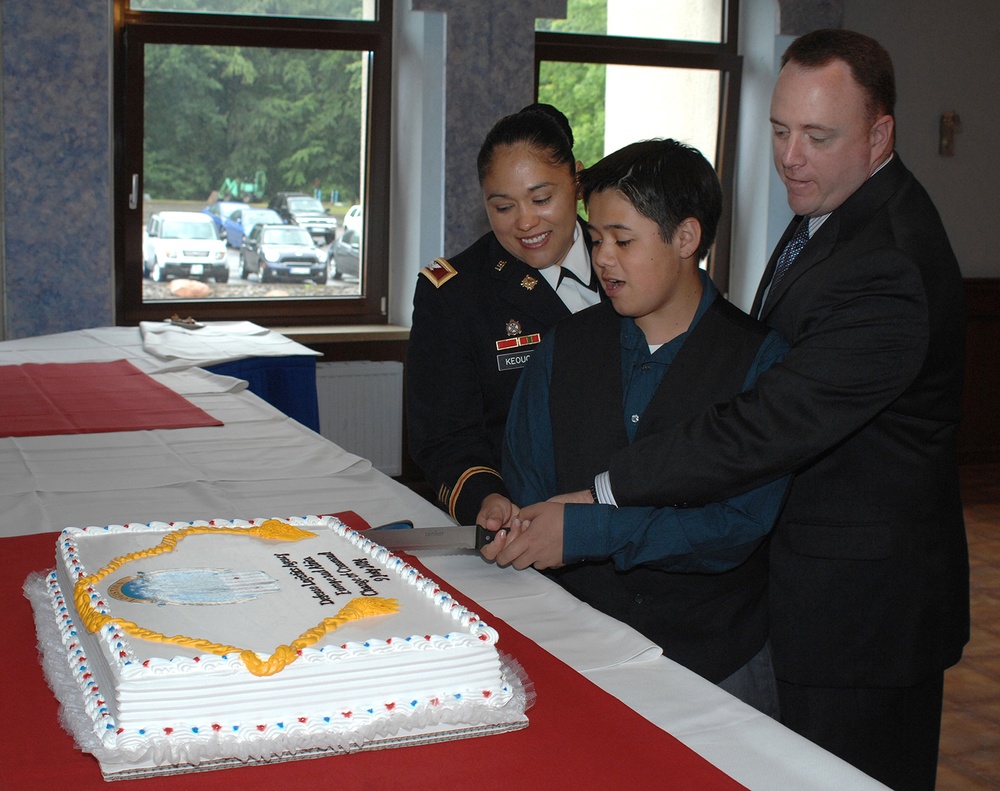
[370,520,414,531]
[475,524,495,549]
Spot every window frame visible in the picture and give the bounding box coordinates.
[113,2,393,327]
[535,3,741,294]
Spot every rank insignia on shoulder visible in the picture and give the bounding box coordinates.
[520,275,538,291]
[419,257,458,288]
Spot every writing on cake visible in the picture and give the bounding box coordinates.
[276,550,386,603]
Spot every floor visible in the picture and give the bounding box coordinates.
[937,463,1000,790]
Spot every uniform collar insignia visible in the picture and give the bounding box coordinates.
[520,275,538,291]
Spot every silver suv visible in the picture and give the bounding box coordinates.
[143,211,229,283]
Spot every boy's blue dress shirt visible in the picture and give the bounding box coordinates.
[503,271,791,573]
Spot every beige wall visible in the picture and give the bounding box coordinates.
[844,2,997,278]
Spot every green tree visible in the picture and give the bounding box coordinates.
[536,0,607,169]
[143,42,364,203]
[144,45,231,199]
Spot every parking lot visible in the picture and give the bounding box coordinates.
[142,200,360,301]
[142,246,361,300]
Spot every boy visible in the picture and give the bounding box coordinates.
[479,139,790,713]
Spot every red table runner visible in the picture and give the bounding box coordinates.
[3,525,747,791]
[0,360,222,437]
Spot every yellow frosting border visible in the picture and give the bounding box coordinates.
[72,519,399,677]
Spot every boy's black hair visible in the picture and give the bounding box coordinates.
[579,139,722,262]
[477,103,576,184]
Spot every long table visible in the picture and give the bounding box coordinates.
[0,329,888,790]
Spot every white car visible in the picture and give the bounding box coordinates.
[143,211,229,283]
[343,204,363,235]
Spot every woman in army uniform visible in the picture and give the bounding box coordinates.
[406,104,600,525]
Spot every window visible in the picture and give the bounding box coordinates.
[115,1,392,326]
[536,0,741,293]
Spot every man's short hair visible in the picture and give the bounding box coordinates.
[579,139,722,263]
[782,28,896,123]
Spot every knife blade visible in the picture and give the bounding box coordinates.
[366,524,495,553]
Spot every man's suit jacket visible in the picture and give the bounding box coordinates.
[406,221,593,525]
[607,155,969,687]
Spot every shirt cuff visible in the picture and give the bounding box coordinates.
[593,471,618,507]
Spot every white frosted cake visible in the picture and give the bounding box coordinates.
[31,515,526,778]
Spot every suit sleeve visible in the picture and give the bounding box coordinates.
[405,275,509,524]
[609,247,929,506]
[563,329,792,573]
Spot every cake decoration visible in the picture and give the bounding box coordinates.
[69,519,399,677]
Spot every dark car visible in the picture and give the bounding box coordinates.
[267,192,338,245]
[222,207,283,248]
[240,224,328,283]
[329,227,361,280]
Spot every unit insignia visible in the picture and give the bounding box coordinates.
[418,257,458,288]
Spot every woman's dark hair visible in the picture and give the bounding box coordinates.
[580,138,722,263]
[477,103,576,184]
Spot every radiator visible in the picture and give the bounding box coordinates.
[315,361,404,476]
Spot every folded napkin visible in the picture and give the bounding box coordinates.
[140,320,320,366]
[141,320,269,338]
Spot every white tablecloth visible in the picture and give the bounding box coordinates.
[0,323,318,375]
[0,328,888,791]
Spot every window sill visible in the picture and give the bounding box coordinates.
[272,324,410,344]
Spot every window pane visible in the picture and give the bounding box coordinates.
[539,61,720,166]
[537,0,724,44]
[130,0,376,22]
[140,43,366,304]
[537,61,606,168]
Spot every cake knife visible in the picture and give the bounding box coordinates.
[367,523,495,553]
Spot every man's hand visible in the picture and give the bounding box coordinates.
[476,493,518,534]
[548,489,593,505]
[484,501,565,571]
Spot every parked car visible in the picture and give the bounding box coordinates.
[143,211,229,283]
[222,207,283,248]
[267,192,338,244]
[202,200,249,238]
[240,224,328,283]
[343,204,363,235]
[330,227,361,280]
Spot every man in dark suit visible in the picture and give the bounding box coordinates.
[488,30,968,791]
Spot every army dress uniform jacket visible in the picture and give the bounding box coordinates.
[406,220,593,525]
